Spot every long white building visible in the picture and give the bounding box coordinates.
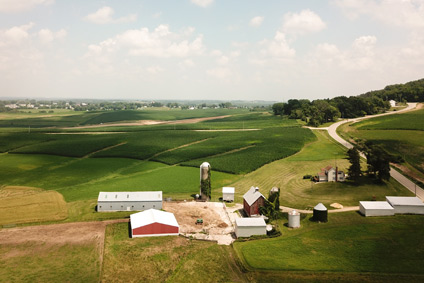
[97,191,162,212]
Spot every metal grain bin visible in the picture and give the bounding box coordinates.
[313,203,328,222]
[288,210,300,228]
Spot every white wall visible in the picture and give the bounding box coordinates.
[235,225,266,238]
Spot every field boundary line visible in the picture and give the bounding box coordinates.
[148,138,210,159]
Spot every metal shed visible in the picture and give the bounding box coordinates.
[130,209,179,238]
[235,217,266,238]
[359,201,395,217]
[222,187,235,202]
[386,196,424,214]
[97,191,162,212]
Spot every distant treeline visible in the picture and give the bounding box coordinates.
[272,78,424,126]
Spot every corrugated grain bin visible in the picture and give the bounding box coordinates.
[288,210,300,228]
[313,203,328,222]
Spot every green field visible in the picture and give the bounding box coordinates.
[230,130,410,208]
[338,106,424,182]
[234,212,424,280]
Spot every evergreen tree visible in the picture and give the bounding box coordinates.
[364,143,391,182]
[347,147,361,182]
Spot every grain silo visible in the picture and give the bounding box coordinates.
[313,203,328,222]
[288,210,300,228]
[200,162,211,200]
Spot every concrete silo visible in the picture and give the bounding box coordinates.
[200,162,211,200]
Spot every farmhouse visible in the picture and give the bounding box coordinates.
[386,196,424,214]
[222,187,235,202]
[243,186,266,217]
[317,166,345,182]
[235,217,266,238]
[359,201,395,217]
[130,209,179,238]
[97,191,162,212]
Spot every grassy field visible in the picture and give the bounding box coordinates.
[230,130,411,208]
[234,212,424,280]
[0,186,68,225]
[101,223,246,283]
[338,106,424,182]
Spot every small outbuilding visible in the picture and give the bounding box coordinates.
[235,217,266,238]
[386,196,424,214]
[130,209,179,238]
[243,186,266,217]
[359,201,395,217]
[288,210,300,228]
[97,191,162,212]
[222,187,235,202]
[313,203,328,222]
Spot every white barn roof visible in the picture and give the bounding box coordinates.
[360,201,394,210]
[235,217,266,227]
[130,209,179,229]
[386,196,424,206]
[98,191,162,202]
[243,186,265,206]
[222,187,235,194]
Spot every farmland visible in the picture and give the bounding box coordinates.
[338,106,424,183]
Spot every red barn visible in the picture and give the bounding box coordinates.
[130,209,179,238]
[243,186,266,217]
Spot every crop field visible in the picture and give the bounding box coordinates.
[0,186,68,225]
[234,212,424,281]
[339,105,424,181]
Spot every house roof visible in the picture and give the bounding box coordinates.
[222,187,235,194]
[324,165,333,171]
[314,203,327,211]
[360,201,394,210]
[130,209,179,229]
[235,217,266,227]
[98,191,162,202]
[386,196,424,206]
[243,186,265,206]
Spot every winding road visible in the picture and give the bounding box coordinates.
[326,103,424,201]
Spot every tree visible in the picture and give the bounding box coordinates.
[347,147,361,182]
[363,143,391,182]
[272,103,285,116]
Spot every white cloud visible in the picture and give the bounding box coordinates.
[85,6,137,25]
[0,0,54,13]
[259,31,296,59]
[3,22,34,44]
[282,9,326,34]
[38,28,66,44]
[249,16,264,27]
[335,0,424,29]
[207,67,232,79]
[191,0,214,8]
[146,66,163,75]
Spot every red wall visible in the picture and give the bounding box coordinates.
[132,222,179,236]
[244,197,265,216]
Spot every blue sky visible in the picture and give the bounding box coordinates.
[1,0,423,101]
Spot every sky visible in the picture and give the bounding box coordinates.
[0,0,423,102]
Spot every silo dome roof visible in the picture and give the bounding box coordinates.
[200,162,210,168]
[314,203,327,211]
[289,210,300,216]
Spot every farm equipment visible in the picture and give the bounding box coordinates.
[196,218,203,225]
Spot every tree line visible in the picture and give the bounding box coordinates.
[272,77,424,126]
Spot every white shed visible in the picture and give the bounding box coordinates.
[386,196,424,214]
[222,187,235,202]
[359,201,395,217]
[235,218,266,238]
[97,191,162,212]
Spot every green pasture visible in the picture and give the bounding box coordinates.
[230,130,411,208]
[338,106,424,179]
[101,223,246,283]
[234,212,424,278]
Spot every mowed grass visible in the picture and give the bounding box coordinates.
[101,223,246,283]
[234,212,424,278]
[230,130,411,208]
[0,186,67,225]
